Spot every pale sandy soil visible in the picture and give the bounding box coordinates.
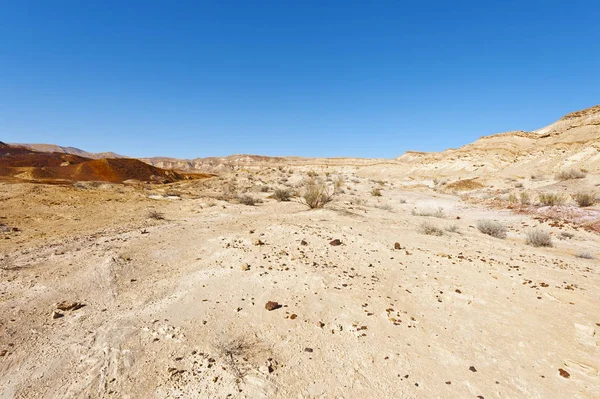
[1,171,599,398]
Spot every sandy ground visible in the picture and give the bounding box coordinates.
[1,172,599,398]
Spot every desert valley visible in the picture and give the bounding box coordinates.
[1,105,599,398]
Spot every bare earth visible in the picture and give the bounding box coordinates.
[1,169,598,398]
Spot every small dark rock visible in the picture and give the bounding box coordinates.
[265,301,281,311]
[469,366,477,372]
[304,347,313,353]
[329,239,342,246]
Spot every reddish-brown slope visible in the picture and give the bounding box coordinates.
[0,144,206,183]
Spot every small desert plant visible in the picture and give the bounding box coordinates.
[374,203,393,212]
[307,170,319,178]
[477,220,507,239]
[526,229,553,247]
[302,178,334,209]
[419,221,444,236]
[398,198,407,204]
[538,192,565,206]
[445,224,460,233]
[556,168,586,181]
[333,176,345,194]
[371,188,382,197]
[520,192,531,205]
[575,251,594,259]
[412,207,445,218]
[514,182,524,188]
[273,188,292,202]
[508,193,518,204]
[147,210,165,220]
[238,195,258,206]
[573,191,595,207]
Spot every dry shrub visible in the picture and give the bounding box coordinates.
[273,188,292,202]
[445,178,484,191]
[333,176,345,194]
[412,207,445,218]
[419,221,444,236]
[477,220,507,239]
[520,192,531,205]
[147,210,165,220]
[573,191,595,207]
[575,251,594,259]
[556,169,586,181]
[371,188,382,197]
[445,224,460,233]
[526,229,553,247]
[238,195,258,206]
[302,178,334,209]
[538,192,565,206]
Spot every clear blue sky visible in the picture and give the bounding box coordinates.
[1,1,598,159]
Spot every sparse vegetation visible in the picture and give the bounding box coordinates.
[273,188,293,202]
[371,188,382,197]
[573,191,595,207]
[526,229,553,247]
[333,176,345,194]
[412,207,445,218]
[445,224,460,233]
[147,210,165,220]
[301,178,334,209]
[538,192,565,206]
[238,195,259,206]
[508,193,518,204]
[556,168,586,181]
[445,178,484,191]
[419,221,444,236]
[477,219,507,239]
[520,192,531,205]
[575,251,594,259]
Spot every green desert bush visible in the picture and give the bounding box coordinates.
[477,219,507,239]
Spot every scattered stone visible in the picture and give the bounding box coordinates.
[317,321,325,328]
[445,381,451,385]
[253,239,265,246]
[265,301,281,311]
[394,242,402,250]
[304,347,313,353]
[300,240,308,246]
[559,368,570,378]
[290,314,297,320]
[241,263,250,271]
[469,366,477,372]
[0,349,7,357]
[455,289,462,294]
[51,311,64,319]
[56,301,85,311]
[329,239,342,246]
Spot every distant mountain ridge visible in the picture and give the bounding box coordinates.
[7,104,600,178]
[11,143,126,159]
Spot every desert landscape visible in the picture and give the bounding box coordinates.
[1,106,599,398]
